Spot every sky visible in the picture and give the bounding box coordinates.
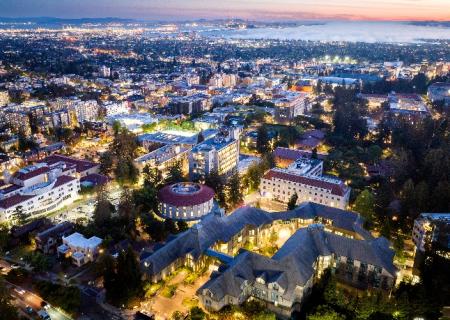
[0,0,449,21]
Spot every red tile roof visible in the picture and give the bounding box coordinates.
[0,194,34,209]
[13,166,50,181]
[40,154,99,174]
[263,169,348,197]
[52,175,77,189]
[158,183,214,207]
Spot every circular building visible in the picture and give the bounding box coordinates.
[158,182,215,221]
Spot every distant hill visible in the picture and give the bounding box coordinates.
[408,21,450,28]
[0,17,136,24]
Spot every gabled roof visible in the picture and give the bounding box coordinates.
[0,194,34,209]
[199,226,396,304]
[39,154,99,174]
[141,203,371,276]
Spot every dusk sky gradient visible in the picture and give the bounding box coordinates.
[0,0,449,21]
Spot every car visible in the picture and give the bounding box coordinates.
[25,306,34,314]
[14,288,26,295]
[37,309,51,320]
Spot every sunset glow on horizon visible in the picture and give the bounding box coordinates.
[0,0,449,21]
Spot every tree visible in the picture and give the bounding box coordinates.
[256,125,270,154]
[164,161,185,185]
[226,172,243,209]
[0,277,19,320]
[12,206,27,225]
[353,189,376,228]
[99,151,114,175]
[103,247,143,306]
[0,224,9,254]
[93,188,115,227]
[118,189,136,221]
[188,306,206,320]
[308,306,345,320]
[243,163,263,192]
[142,164,163,189]
[205,170,226,209]
[331,88,368,145]
[287,193,298,210]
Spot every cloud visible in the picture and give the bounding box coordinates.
[204,21,450,43]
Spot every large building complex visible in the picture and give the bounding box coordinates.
[189,134,239,180]
[198,225,395,317]
[0,163,80,222]
[260,157,350,209]
[140,202,395,318]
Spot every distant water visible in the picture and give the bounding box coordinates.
[201,21,450,43]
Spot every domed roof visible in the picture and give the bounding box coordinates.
[158,182,214,207]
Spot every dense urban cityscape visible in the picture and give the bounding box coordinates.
[0,9,449,320]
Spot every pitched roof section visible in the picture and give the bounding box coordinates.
[40,154,99,174]
[0,194,34,209]
[141,202,371,276]
[13,166,50,181]
[199,226,396,303]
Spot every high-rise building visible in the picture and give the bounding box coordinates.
[189,134,239,180]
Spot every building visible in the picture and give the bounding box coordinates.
[134,144,189,177]
[73,100,99,122]
[198,225,396,318]
[273,92,309,122]
[140,202,394,318]
[189,134,239,180]
[35,222,74,254]
[388,93,429,121]
[158,182,217,222]
[260,158,350,209]
[38,154,100,178]
[412,213,450,257]
[107,113,158,133]
[0,163,80,222]
[168,94,211,115]
[273,147,326,168]
[57,232,102,267]
[102,101,129,117]
[100,65,111,78]
[141,202,374,283]
[427,82,450,106]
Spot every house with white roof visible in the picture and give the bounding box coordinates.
[57,232,102,267]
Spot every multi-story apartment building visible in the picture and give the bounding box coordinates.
[273,91,309,122]
[189,134,239,180]
[0,163,80,222]
[134,144,190,177]
[412,213,450,257]
[73,100,99,122]
[260,158,350,209]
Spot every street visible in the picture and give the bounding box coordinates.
[8,282,73,320]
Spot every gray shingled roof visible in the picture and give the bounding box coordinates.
[141,202,371,276]
[198,226,396,304]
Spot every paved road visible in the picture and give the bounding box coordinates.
[8,282,73,320]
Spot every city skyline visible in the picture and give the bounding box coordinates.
[1,0,450,21]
